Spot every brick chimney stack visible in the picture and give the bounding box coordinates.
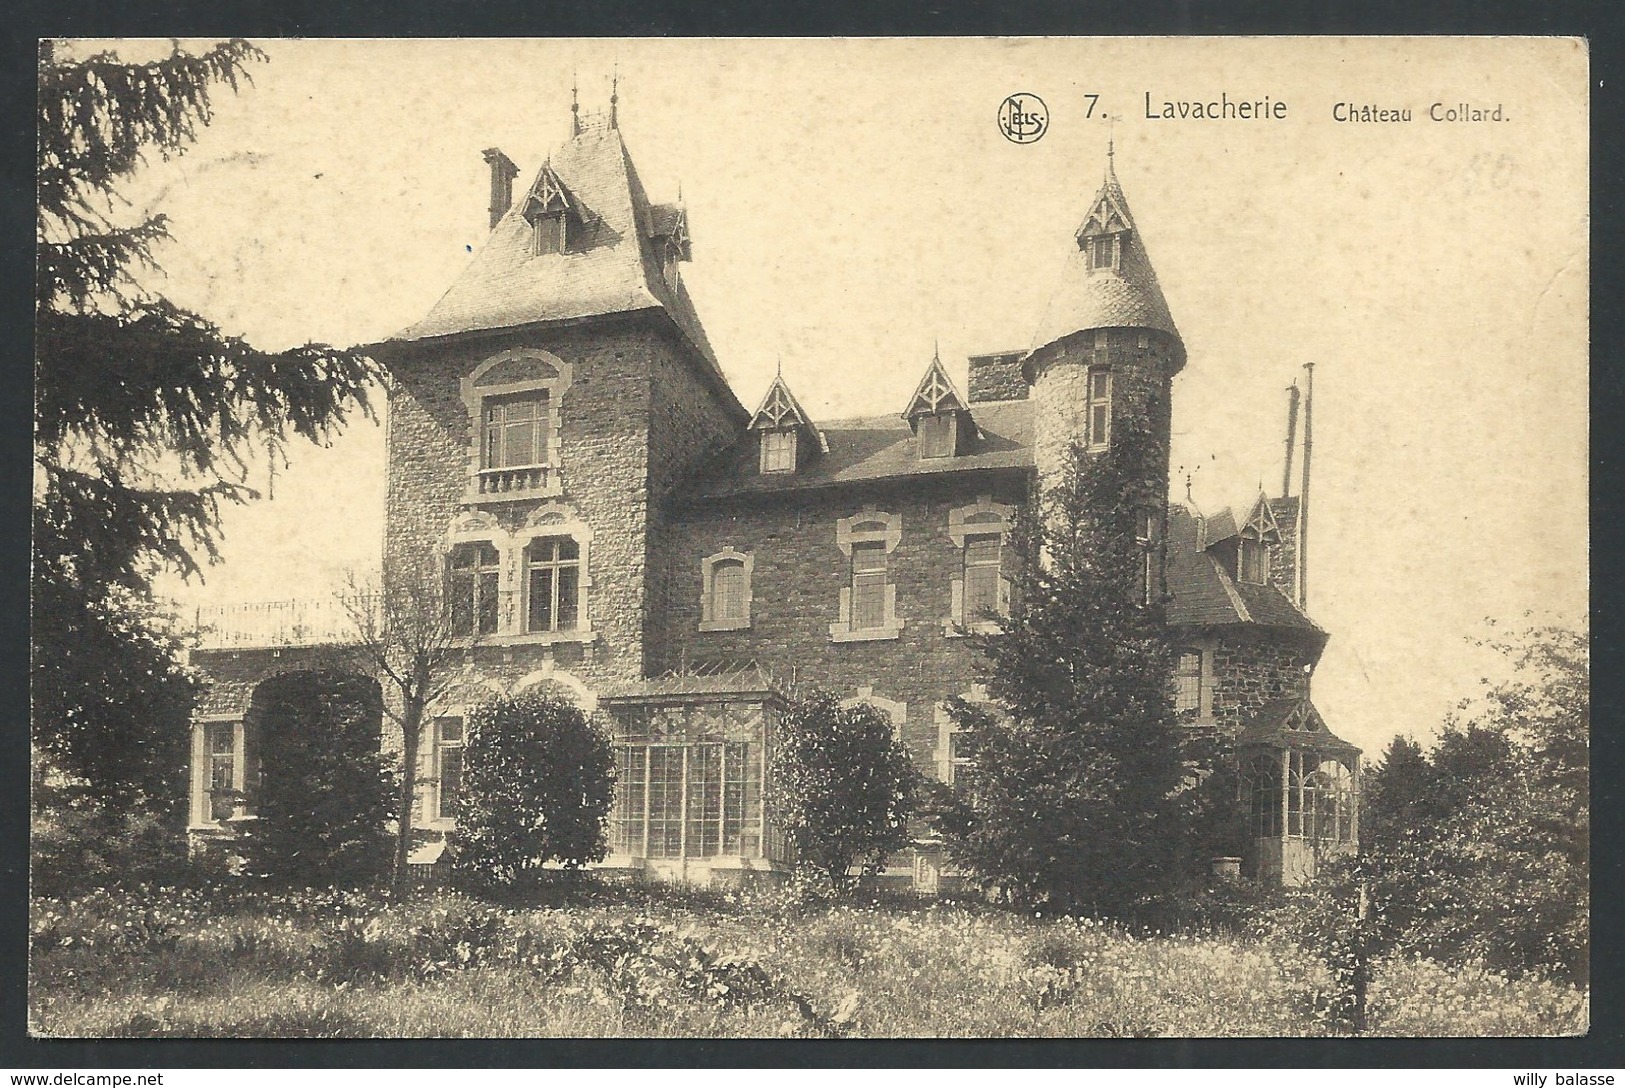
[482,148,519,231]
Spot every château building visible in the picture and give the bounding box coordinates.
[186,101,1359,889]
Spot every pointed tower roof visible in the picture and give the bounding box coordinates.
[902,349,967,420]
[1027,156,1183,367]
[392,123,737,414]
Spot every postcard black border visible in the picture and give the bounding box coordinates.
[3,0,1620,1071]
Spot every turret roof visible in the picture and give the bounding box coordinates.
[390,123,737,413]
[1028,157,1182,359]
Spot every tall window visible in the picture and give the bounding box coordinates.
[1246,755,1282,839]
[1085,368,1111,449]
[1239,533,1269,584]
[851,540,889,630]
[448,542,501,636]
[483,392,549,470]
[711,559,748,626]
[760,430,796,474]
[526,536,581,633]
[1174,651,1203,715]
[206,722,237,822]
[963,533,1003,619]
[919,414,956,459]
[435,717,464,821]
[534,211,564,255]
[1091,235,1113,270]
[1302,758,1354,844]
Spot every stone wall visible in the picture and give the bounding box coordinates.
[384,317,673,685]
[1028,326,1178,501]
[652,472,1030,773]
[1209,631,1317,730]
[966,351,1029,403]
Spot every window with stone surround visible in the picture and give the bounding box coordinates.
[830,508,903,641]
[699,548,754,631]
[840,686,907,741]
[433,717,464,822]
[525,536,582,633]
[1085,367,1112,450]
[945,498,1013,634]
[461,350,571,503]
[1174,651,1203,716]
[934,684,989,784]
[448,541,501,636]
[191,719,244,825]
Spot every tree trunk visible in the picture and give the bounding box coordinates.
[392,694,425,899]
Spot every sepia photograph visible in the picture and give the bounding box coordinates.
[30,36,1588,1040]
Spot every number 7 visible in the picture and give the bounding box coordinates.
[1083,94,1099,118]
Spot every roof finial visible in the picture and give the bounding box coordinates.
[571,70,580,136]
[933,337,940,363]
[610,64,619,129]
[776,356,782,377]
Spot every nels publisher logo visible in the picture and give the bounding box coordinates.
[998,93,1048,144]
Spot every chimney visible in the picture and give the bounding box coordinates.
[482,148,519,231]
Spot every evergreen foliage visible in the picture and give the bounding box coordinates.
[938,422,1190,918]
[769,691,919,896]
[33,39,380,824]
[1351,625,1588,981]
[449,693,615,889]
[235,671,393,888]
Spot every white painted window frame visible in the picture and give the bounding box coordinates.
[933,683,990,785]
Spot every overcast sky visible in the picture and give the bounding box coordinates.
[121,37,1587,759]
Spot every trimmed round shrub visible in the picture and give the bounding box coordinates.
[449,692,613,890]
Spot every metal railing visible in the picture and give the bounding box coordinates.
[192,594,379,650]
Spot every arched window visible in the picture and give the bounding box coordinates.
[831,509,903,641]
[448,541,501,636]
[699,548,754,631]
[1245,754,1282,839]
[946,499,1014,633]
[460,350,571,502]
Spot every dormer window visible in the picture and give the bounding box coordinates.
[1238,495,1282,586]
[533,211,565,255]
[760,430,796,474]
[904,350,971,461]
[749,374,817,477]
[1239,534,1269,584]
[918,414,956,459]
[521,163,576,257]
[1090,234,1115,270]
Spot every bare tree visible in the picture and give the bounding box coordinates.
[340,552,474,898]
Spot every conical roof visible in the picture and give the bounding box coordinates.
[1028,157,1182,360]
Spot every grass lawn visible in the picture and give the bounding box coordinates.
[28,884,1588,1039]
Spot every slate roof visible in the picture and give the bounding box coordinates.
[1237,697,1360,756]
[1165,504,1323,639]
[1028,159,1182,359]
[390,123,740,416]
[691,397,1034,499]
